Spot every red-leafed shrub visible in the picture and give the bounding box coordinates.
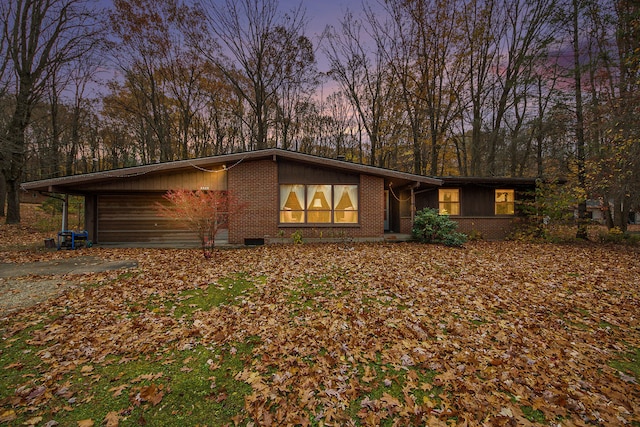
[157,189,244,258]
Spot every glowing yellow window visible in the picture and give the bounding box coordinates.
[495,189,515,215]
[306,185,332,223]
[280,185,305,223]
[334,185,358,223]
[439,189,460,215]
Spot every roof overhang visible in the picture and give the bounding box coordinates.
[438,176,539,187]
[22,148,443,194]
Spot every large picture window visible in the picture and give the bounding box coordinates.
[495,189,515,215]
[439,189,460,215]
[280,184,358,224]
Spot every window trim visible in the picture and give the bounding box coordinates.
[279,184,359,226]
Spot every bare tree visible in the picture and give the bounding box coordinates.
[0,0,101,223]
[381,0,467,175]
[460,0,502,176]
[325,10,394,166]
[195,0,314,150]
[485,0,557,176]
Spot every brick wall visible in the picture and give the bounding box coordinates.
[228,161,386,244]
[228,159,279,244]
[400,217,413,234]
[356,175,384,238]
[453,217,515,240]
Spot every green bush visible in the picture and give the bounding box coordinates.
[412,208,467,247]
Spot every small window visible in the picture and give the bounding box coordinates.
[399,190,411,218]
[439,189,460,215]
[495,189,515,215]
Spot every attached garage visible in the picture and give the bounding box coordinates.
[25,157,229,246]
[96,194,198,244]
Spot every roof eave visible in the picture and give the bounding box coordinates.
[22,148,443,192]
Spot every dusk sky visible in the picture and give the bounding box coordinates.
[99,0,370,73]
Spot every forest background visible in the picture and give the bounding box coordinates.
[0,0,638,231]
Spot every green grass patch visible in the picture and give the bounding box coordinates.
[172,272,257,319]
[521,405,547,423]
[286,276,337,315]
[610,347,640,383]
[0,337,256,426]
[0,323,48,400]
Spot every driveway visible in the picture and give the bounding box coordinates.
[0,256,137,318]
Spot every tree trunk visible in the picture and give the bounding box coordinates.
[5,178,21,224]
[3,87,31,224]
[0,174,6,217]
[470,105,483,176]
[572,0,588,239]
[604,202,614,229]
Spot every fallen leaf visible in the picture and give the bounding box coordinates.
[104,411,119,427]
[109,384,128,397]
[23,416,43,425]
[139,384,164,406]
[0,410,17,423]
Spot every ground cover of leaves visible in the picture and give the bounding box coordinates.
[1,240,639,426]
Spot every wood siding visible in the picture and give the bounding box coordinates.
[97,194,200,244]
[279,160,359,184]
[81,168,226,192]
[417,185,507,216]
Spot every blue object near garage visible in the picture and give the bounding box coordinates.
[57,230,89,250]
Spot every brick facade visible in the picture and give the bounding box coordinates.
[400,217,413,234]
[228,160,386,244]
[452,217,515,240]
[25,148,536,246]
[228,159,279,244]
[354,175,384,239]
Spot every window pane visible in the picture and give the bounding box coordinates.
[439,189,460,215]
[495,189,515,215]
[280,184,305,223]
[307,185,332,223]
[334,185,358,223]
[399,189,411,218]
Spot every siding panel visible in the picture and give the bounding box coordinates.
[97,194,200,244]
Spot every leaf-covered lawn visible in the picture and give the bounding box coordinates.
[1,241,639,426]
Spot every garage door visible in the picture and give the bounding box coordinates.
[97,194,200,244]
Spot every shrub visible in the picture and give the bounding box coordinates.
[412,208,467,247]
[157,189,245,258]
[597,227,640,245]
[291,230,304,244]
